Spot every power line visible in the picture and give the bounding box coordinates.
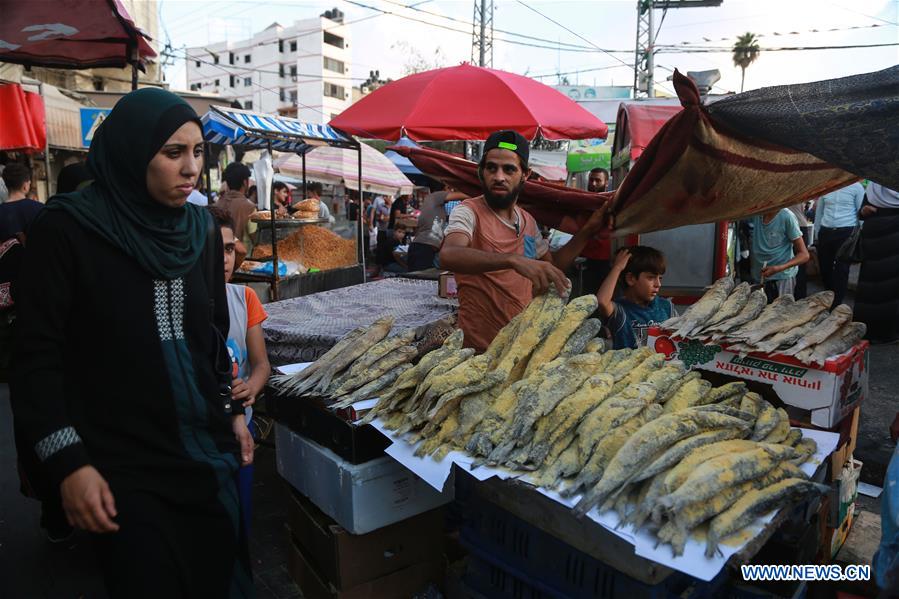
[173,48,369,81]
[653,41,899,52]
[377,0,609,52]
[530,63,632,80]
[341,0,634,54]
[826,1,899,27]
[513,0,635,68]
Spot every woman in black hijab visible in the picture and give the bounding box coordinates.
[12,88,254,597]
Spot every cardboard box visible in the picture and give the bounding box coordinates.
[647,327,868,428]
[276,424,454,534]
[438,272,457,298]
[285,487,445,589]
[287,533,444,599]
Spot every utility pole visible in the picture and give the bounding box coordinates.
[471,0,494,68]
[634,1,722,99]
[634,0,653,98]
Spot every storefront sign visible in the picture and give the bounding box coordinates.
[79,107,111,148]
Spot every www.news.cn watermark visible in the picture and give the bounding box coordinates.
[742,564,871,582]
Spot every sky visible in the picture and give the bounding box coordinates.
[158,0,899,98]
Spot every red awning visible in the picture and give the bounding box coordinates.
[331,63,608,142]
[0,83,46,152]
[616,103,682,161]
[0,0,156,70]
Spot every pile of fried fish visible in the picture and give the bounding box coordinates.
[328,291,827,559]
[662,277,866,365]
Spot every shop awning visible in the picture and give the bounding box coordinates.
[0,0,156,70]
[275,143,414,197]
[0,83,46,152]
[202,106,353,154]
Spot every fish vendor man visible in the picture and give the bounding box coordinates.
[440,130,609,352]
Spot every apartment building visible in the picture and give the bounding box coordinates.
[186,9,351,123]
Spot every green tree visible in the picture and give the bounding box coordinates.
[732,32,761,93]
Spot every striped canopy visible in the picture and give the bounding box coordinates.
[275,142,414,196]
[201,105,354,153]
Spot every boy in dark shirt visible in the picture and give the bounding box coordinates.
[596,245,674,349]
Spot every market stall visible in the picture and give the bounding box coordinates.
[261,277,458,364]
[269,286,855,595]
[201,105,365,301]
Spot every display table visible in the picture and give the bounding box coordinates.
[262,278,458,364]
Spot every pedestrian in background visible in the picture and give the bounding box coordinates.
[855,181,899,344]
[813,181,864,307]
[749,207,810,302]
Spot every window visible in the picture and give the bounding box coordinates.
[244,77,252,87]
[289,90,297,104]
[214,78,220,87]
[229,75,235,87]
[244,54,251,63]
[323,82,345,99]
[323,56,344,73]
[278,39,284,52]
[290,40,297,52]
[92,77,104,91]
[213,54,219,64]
[279,63,284,77]
[229,52,235,65]
[245,100,253,110]
[289,65,297,77]
[195,60,201,68]
[323,31,344,49]
[279,88,286,102]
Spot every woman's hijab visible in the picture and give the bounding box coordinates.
[46,88,208,279]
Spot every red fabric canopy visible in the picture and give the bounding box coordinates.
[390,144,613,256]
[0,83,46,152]
[0,0,155,70]
[331,63,608,142]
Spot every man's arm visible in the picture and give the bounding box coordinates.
[440,232,568,295]
[549,203,611,272]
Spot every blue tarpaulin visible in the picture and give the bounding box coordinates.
[201,105,354,153]
[384,137,423,175]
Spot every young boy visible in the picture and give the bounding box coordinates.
[749,208,809,302]
[596,246,674,349]
[209,206,271,534]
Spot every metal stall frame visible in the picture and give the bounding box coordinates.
[201,105,365,301]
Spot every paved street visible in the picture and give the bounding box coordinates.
[0,385,301,599]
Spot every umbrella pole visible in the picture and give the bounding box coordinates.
[302,152,307,199]
[269,140,279,301]
[358,144,365,281]
[130,45,139,91]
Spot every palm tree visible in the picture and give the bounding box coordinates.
[732,32,761,92]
